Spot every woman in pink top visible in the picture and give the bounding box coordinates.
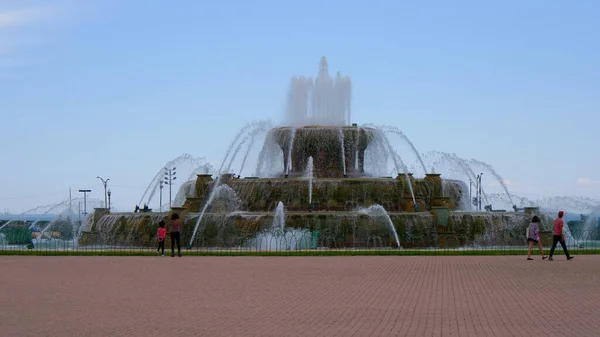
[156,220,166,256]
[169,213,182,257]
[526,216,547,260]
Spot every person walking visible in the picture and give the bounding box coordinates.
[526,215,547,260]
[169,213,182,257]
[549,211,574,261]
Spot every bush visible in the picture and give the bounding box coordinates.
[52,220,74,240]
[2,227,32,245]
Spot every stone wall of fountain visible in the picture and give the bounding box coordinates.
[79,213,167,247]
[182,153,464,215]
[79,208,544,250]
[272,126,372,178]
[78,169,544,250]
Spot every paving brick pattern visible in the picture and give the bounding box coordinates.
[1,255,600,336]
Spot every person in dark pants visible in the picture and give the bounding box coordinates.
[169,212,182,257]
[549,211,574,261]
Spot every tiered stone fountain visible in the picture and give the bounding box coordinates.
[80,125,545,250]
[79,57,548,250]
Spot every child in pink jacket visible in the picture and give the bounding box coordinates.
[156,220,167,256]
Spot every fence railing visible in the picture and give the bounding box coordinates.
[1,227,599,255]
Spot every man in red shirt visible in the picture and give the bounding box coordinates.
[549,211,574,261]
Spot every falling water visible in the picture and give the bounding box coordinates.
[399,156,417,206]
[28,220,40,230]
[190,123,276,246]
[469,159,514,206]
[285,128,296,176]
[382,125,428,175]
[40,221,55,236]
[218,122,264,173]
[354,126,360,170]
[582,215,599,237]
[247,201,313,251]
[139,153,213,207]
[76,214,94,240]
[338,128,347,176]
[562,221,583,248]
[534,196,600,214]
[369,126,416,205]
[354,127,362,171]
[189,175,223,246]
[238,136,257,177]
[428,151,490,207]
[271,201,285,233]
[237,122,273,176]
[359,205,402,248]
[254,130,284,177]
[304,156,314,204]
[0,220,13,231]
[227,140,246,172]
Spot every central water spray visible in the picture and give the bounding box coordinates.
[304,156,314,205]
[338,128,347,177]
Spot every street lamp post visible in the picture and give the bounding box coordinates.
[107,189,112,212]
[96,176,110,210]
[159,181,164,213]
[78,189,91,218]
[164,167,177,208]
[469,178,472,209]
[477,173,483,211]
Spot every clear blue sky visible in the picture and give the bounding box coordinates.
[1,0,599,212]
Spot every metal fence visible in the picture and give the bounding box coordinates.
[1,227,599,256]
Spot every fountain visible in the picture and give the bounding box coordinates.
[359,205,402,248]
[78,57,572,250]
[305,156,314,209]
[137,153,214,209]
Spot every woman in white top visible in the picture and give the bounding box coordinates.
[527,215,547,260]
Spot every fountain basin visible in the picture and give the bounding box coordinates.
[80,210,542,250]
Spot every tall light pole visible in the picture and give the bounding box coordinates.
[159,181,164,213]
[164,167,177,208]
[96,176,110,210]
[78,189,91,218]
[107,189,112,212]
[477,173,483,211]
[469,178,472,210]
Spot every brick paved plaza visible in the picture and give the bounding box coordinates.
[1,255,599,336]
